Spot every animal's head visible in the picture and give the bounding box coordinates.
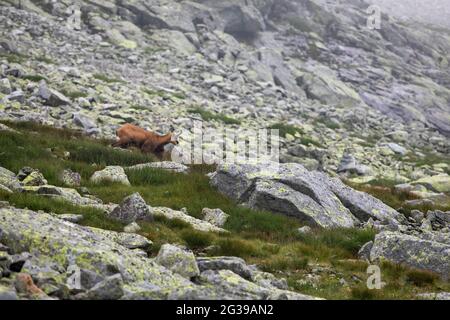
[169,126,181,145]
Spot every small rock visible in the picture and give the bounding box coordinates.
[58,214,84,223]
[358,241,373,261]
[124,222,141,233]
[202,208,229,227]
[109,193,152,223]
[0,78,11,94]
[83,274,124,300]
[298,226,312,234]
[38,81,70,107]
[5,90,25,103]
[61,169,81,187]
[90,166,130,185]
[410,210,425,223]
[155,244,200,279]
[19,169,47,187]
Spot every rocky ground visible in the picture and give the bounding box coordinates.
[0,0,449,300]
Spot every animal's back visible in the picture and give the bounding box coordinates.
[117,123,151,141]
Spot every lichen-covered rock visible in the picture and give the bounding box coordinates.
[90,166,130,185]
[57,214,84,223]
[21,171,48,187]
[61,169,81,187]
[127,161,189,173]
[123,222,141,234]
[0,166,21,192]
[358,241,373,261]
[202,208,229,228]
[196,256,253,280]
[198,270,321,300]
[155,244,200,279]
[417,292,450,300]
[150,206,227,233]
[370,232,450,279]
[412,174,450,193]
[22,185,104,209]
[251,271,288,290]
[79,274,124,300]
[210,163,400,228]
[89,227,152,250]
[109,193,152,223]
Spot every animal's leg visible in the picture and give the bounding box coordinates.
[112,137,132,148]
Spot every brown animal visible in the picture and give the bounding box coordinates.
[113,124,179,159]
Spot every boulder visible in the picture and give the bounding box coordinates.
[123,222,141,234]
[155,244,200,279]
[81,274,124,300]
[90,166,130,185]
[150,206,227,233]
[38,81,70,107]
[210,163,400,228]
[370,231,450,279]
[0,167,21,192]
[5,90,25,103]
[61,169,81,187]
[127,161,189,173]
[196,256,253,280]
[109,193,152,223]
[412,175,450,193]
[202,208,229,228]
[0,78,11,94]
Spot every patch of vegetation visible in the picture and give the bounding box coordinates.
[269,123,304,138]
[300,136,323,148]
[180,229,214,249]
[35,55,56,64]
[60,89,88,99]
[1,121,449,300]
[0,52,28,64]
[347,180,450,214]
[22,74,48,82]
[406,269,439,287]
[188,107,241,125]
[143,88,186,101]
[93,73,124,84]
[314,117,341,130]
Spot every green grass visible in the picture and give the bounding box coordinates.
[1,120,449,300]
[269,123,304,138]
[143,88,186,101]
[188,107,241,125]
[35,55,56,64]
[22,74,48,82]
[0,52,28,64]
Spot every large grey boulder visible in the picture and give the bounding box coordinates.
[369,231,450,279]
[210,163,400,228]
[38,81,71,107]
[109,193,152,223]
[196,256,253,280]
[155,244,200,279]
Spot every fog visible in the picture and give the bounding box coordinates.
[367,0,450,28]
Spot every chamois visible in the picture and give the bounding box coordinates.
[113,124,179,159]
